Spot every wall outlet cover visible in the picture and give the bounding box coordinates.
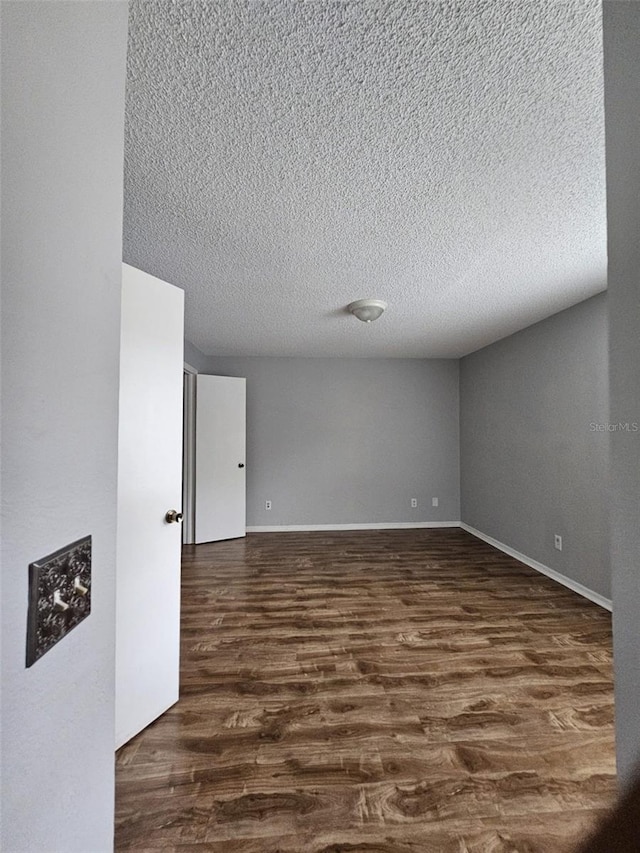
[26,535,92,667]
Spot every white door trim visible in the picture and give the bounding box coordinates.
[182,371,196,545]
[247,521,461,532]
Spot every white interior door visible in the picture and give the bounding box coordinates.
[116,263,184,749]
[195,375,246,543]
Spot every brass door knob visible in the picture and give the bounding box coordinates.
[165,509,183,524]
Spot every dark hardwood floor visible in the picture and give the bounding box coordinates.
[115,528,615,851]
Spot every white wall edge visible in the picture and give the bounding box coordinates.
[460,522,612,611]
[116,693,178,751]
[247,521,461,532]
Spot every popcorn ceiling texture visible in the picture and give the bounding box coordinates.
[124,0,605,358]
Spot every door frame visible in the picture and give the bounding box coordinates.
[182,362,197,545]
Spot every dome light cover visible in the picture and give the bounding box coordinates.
[347,298,387,323]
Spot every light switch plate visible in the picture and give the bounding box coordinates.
[26,535,92,667]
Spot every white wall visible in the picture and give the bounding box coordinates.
[603,0,640,784]
[0,2,128,848]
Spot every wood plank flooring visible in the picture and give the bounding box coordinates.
[115,528,616,852]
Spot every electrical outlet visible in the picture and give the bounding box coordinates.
[432,497,439,507]
[411,498,418,508]
[554,534,562,551]
[265,500,272,510]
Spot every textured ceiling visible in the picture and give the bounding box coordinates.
[123,0,606,358]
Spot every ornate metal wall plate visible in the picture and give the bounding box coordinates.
[26,535,92,667]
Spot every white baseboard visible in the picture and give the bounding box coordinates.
[247,521,461,533]
[460,522,612,611]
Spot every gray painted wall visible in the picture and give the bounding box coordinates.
[460,293,609,599]
[603,1,640,783]
[184,338,209,373]
[1,2,128,849]
[206,357,460,527]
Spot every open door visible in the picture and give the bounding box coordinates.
[195,375,246,543]
[115,264,184,748]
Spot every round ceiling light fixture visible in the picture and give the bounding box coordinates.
[347,298,387,323]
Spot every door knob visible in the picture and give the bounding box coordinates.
[165,509,183,524]
[238,463,245,468]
